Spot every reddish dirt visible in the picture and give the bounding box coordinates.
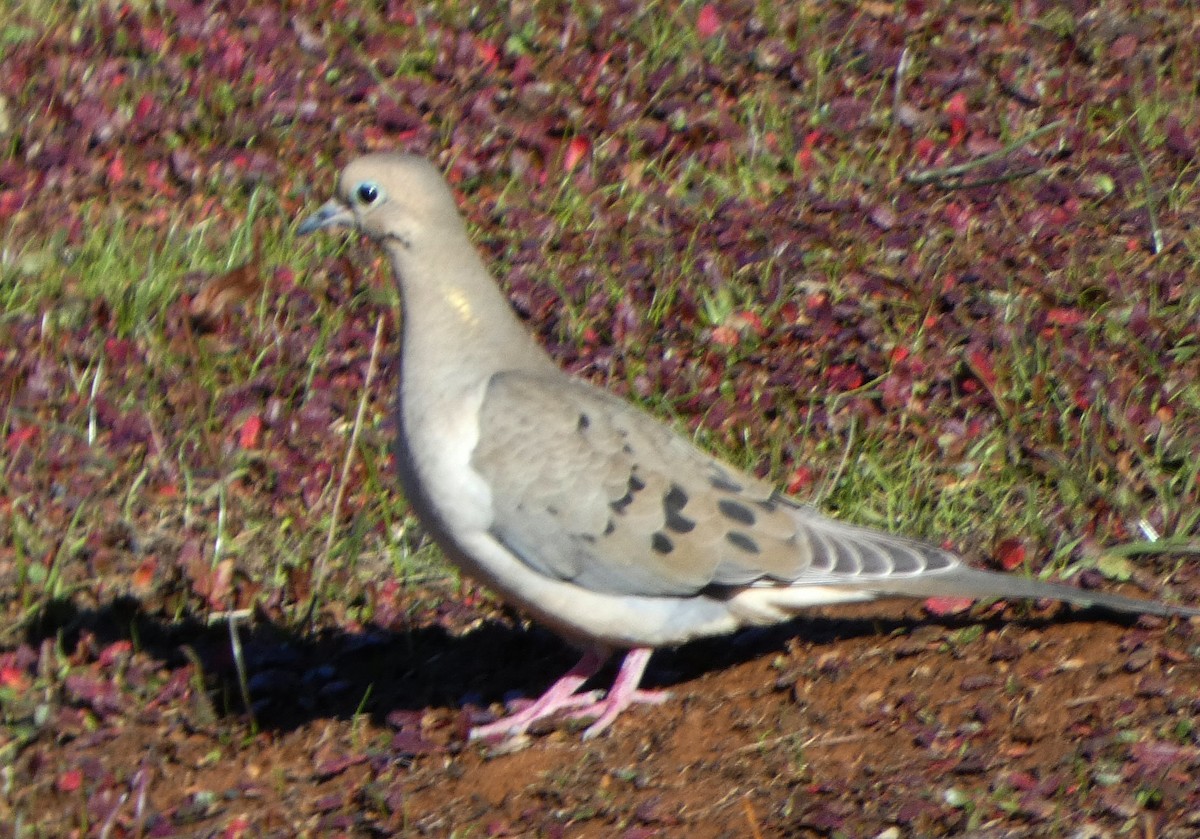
[8,590,1200,837]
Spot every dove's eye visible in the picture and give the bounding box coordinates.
[355,182,381,205]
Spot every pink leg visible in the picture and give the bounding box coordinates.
[567,647,670,740]
[469,648,609,741]
[468,647,670,741]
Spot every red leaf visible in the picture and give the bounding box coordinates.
[825,364,863,391]
[924,596,975,616]
[0,665,29,691]
[580,50,611,100]
[563,136,590,172]
[945,92,968,119]
[6,426,37,452]
[132,557,157,593]
[1045,307,1086,327]
[786,466,814,494]
[913,136,937,163]
[696,4,721,38]
[475,39,499,66]
[135,93,155,121]
[223,816,251,839]
[107,153,126,186]
[57,769,83,793]
[98,640,133,667]
[1110,34,1137,60]
[0,189,23,218]
[104,337,134,364]
[711,325,739,346]
[944,201,973,233]
[944,92,968,147]
[965,347,997,391]
[729,310,766,336]
[193,558,235,608]
[995,538,1026,571]
[239,414,263,449]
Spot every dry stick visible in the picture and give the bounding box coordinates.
[742,797,765,839]
[903,119,1066,186]
[305,313,387,627]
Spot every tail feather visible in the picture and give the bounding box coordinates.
[870,566,1200,619]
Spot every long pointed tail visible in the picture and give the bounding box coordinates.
[870,566,1200,619]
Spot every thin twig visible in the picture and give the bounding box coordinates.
[932,165,1042,190]
[891,46,911,128]
[87,357,103,446]
[228,611,257,731]
[813,414,857,507]
[733,729,870,754]
[904,119,1065,186]
[306,313,387,626]
[1063,693,1106,708]
[1121,122,1165,254]
[203,607,253,625]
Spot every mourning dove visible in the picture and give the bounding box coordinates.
[298,153,1199,740]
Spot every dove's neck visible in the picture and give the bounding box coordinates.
[386,236,557,391]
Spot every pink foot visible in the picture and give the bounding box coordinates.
[469,647,663,741]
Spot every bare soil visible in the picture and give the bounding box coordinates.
[8,587,1200,837]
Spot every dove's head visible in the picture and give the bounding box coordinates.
[298,153,461,247]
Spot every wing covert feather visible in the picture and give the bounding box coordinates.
[471,372,958,598]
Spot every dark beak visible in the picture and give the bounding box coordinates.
[297,199,355,235]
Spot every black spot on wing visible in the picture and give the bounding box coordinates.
[577,413,590,431]
[710,473,744,492]
[665,483,688,510]
[663,483,695,533]
[665,509,695,534]
[726,531,760,554]
[610,492,634,514]
[651,532,674,554]
[717,499,756,526]
[610,473,646,515]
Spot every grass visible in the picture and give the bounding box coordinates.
[3,101,1198,650]
[20,201,1191,620]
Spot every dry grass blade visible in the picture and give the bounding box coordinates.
[305,312,387,627]
[903,119,1065,186]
